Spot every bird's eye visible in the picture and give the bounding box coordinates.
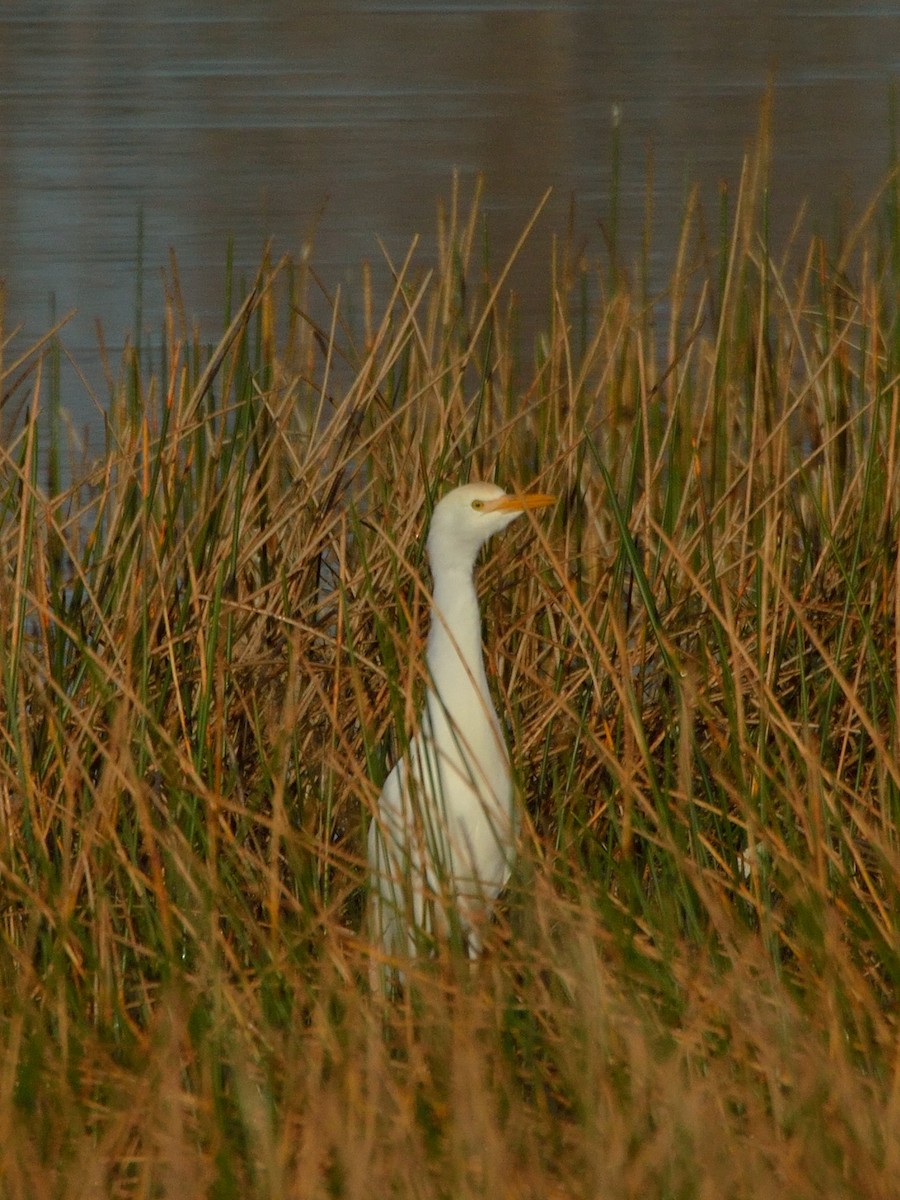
[471,499,484,511]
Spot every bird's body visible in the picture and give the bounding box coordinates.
[367,482,554,971]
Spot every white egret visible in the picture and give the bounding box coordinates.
[367,481,555,977]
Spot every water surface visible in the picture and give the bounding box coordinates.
[0,2,897,443]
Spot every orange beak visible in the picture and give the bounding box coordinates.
[487,491,556,514]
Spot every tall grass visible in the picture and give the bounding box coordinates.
[1,145,899,1197]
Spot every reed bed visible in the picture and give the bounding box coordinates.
[1,145,899,1198]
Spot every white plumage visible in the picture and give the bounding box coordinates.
[367,481,554,976]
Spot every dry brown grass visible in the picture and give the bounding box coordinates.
[0,157,899,1196]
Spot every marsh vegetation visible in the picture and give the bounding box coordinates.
[1,136,899,1196]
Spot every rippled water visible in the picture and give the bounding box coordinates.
[0,2,897,442]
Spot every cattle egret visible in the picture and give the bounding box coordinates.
[367,481,555,978]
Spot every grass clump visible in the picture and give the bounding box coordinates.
[1,147,899,1198]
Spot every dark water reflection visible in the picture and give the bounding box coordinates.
[0,2,897,443]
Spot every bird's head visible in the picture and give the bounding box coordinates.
[426,482,555,572]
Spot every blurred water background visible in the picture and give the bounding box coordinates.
[0,1,897,449]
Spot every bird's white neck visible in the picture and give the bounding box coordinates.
[426,560,494,724]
